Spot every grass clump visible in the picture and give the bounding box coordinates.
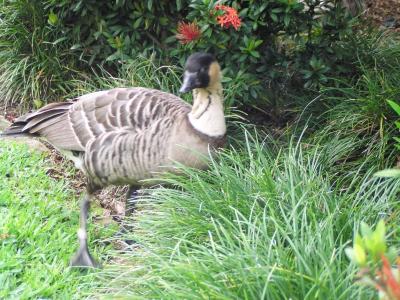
[89,129,399,299]
[0,1,79,110]
[0,141,112,299]
[71,56,183,97]
[70,55,242,109]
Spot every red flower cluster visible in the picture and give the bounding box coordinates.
[176,22,201,44]
[214,5,241,31]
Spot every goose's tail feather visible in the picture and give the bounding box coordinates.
[1,102,73,137]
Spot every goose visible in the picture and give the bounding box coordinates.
[2,52,227,268]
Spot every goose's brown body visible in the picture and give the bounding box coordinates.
[6,87,226,188]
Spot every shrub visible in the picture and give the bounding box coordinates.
[43,0,188,65]
[4,0,356,108]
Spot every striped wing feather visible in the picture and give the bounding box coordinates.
[13,87,190,153]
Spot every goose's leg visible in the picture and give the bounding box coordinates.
[114,185,139,246]
[125,185,139,216]
[70,192,100,268]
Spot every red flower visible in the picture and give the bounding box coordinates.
[214,5,241,31]
[176,22,201,44]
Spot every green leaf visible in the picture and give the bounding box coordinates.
[52,37,67,45]
[376,220,385,235]
[250,88,258,98]
[221,76,232,83]
[176,0,182,11]
[302,71,313,79]
[33,99,43,109]
[374,169,400,178]
[387,247,398,262]
[106,52,121,61]
[133,17,142,29]
[271,8,283,13]
[159,17,168,26]
[345,247,356,263]
[48,12,58,26]
[353,244,367,266]
[147,0,153,11]
[374,220,386,246]
[387,100,400,116]
[270,13,278,22]
[243,35,249,46]
[250,51,260,58]
[354,234,364,248]
[254,40,263,48]
[360,222,372,238]
[164,35,176,44]
[284,14,290,27]
[70,44,81,50]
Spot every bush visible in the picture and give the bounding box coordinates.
[0,0,360,109]
[175,0,357,105]
[43,0,188,64]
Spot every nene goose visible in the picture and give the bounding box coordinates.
[3,52,226,267]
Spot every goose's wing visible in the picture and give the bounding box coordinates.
[5,88,191,152]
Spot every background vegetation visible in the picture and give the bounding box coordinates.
[0,0,399,299]
[0,0,362,108]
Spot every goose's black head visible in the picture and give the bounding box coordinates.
[179,52,220,93]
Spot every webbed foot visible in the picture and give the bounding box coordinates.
[70,244,100,268]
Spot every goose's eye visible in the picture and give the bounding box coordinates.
[199,67,206,73]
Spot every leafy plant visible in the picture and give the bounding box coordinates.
[176,0,356,104]
[0,0,380,113]
[346,221,400,300]
[43,0,188,64]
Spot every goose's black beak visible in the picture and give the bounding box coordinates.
[179,72,197,93]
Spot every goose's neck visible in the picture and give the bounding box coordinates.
[188,83,226,137]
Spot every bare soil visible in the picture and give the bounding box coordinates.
[365,0,400,31]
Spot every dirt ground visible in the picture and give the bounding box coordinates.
[365,0,400,31]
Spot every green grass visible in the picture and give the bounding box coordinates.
[70,55,250,110]
[85,128,399,299]
[70,56,184,97]
[0,141,114,299]
[2,123,398,299]
[0,1,79,110]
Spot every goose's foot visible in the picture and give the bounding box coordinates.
[70,192,100,268]
[70,241,100,268]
